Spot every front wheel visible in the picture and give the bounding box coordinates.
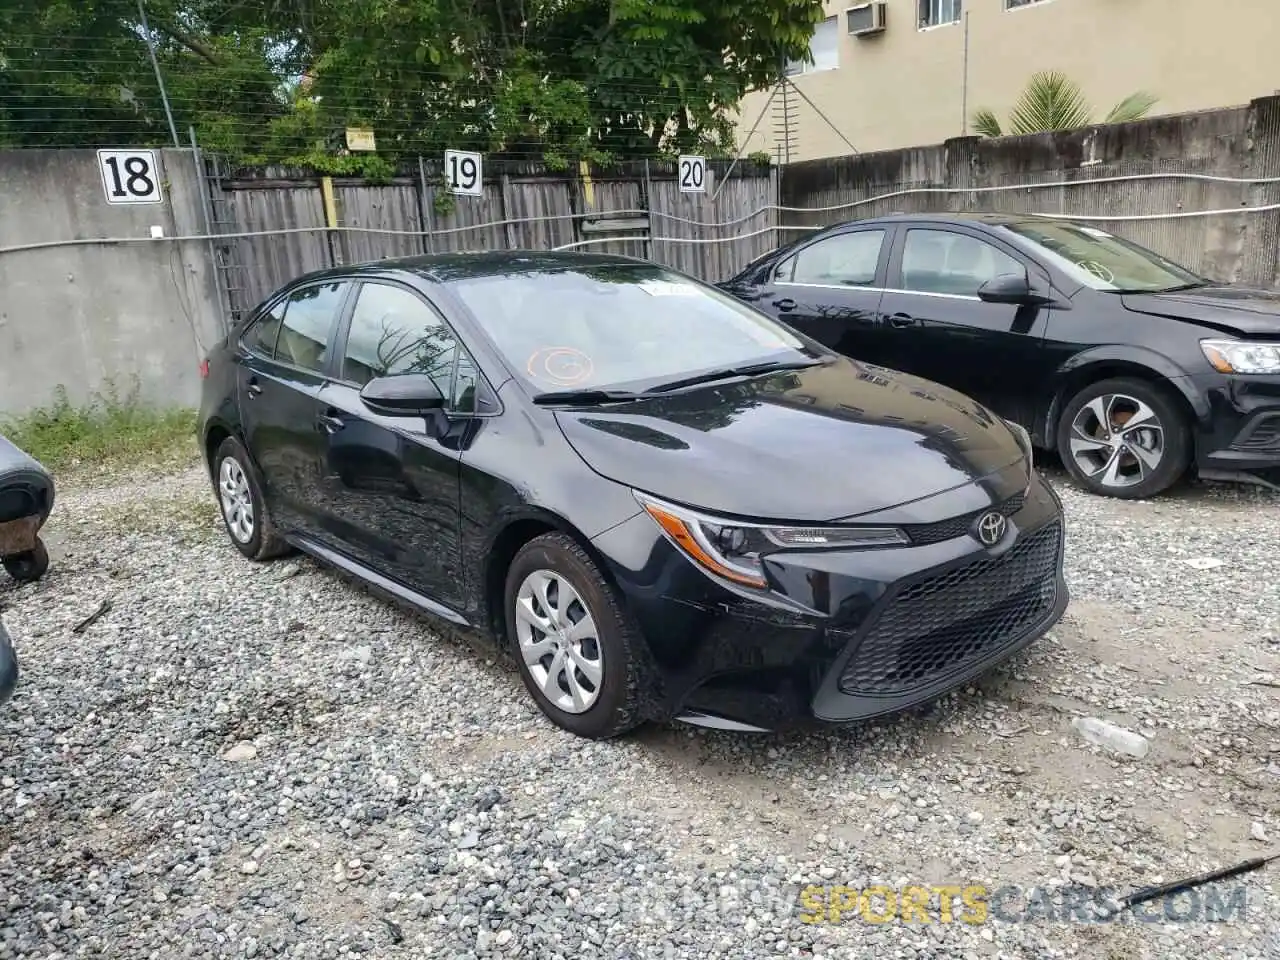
[1056,377,1191,500]
[3,538,49,583]
[504,533,648,740]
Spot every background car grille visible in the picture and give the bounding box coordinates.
[901,492,1026,546]
[838,521,1061,697]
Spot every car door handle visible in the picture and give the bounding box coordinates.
[317,412,345,434]
[246,377,263,398]
[889,313,918,328]
[772,298,797,312]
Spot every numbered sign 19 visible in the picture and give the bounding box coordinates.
[678,155,707,194]
[97,149,164,204]
[444,150,483,196]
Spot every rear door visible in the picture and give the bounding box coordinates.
[878,226,1053,425]
[236,280,351,537]
[314,280,466,608]
[751,226,894,362]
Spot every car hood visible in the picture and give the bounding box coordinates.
[552,359,1027,523]
[1121,285,1280,338]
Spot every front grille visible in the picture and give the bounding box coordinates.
[902,492,1026,546]
[839,521,1061,696]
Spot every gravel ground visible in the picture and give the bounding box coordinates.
[2,463,1278,960]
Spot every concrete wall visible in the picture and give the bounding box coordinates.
[0,148,222,417]
[738,0,1280,162]
[778,96,1280,289]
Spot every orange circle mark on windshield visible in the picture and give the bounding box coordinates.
[527,346,595,386]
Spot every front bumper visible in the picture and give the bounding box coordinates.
[1192,372,1280,483]
[593,467,1068,731]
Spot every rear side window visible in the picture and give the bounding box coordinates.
[340,283,459,396]
[275,282,347,373]
[789,230,885,286]
[242,299,286,359]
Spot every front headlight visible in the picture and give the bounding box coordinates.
[1003,418,1033,465]
[633,491,908,590]
[1200,339,1280,375]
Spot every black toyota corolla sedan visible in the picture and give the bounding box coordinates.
[198,251,1068,739]
[719,213,1280,500]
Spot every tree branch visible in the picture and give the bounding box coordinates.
[152,21,222,66]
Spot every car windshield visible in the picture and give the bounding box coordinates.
[449,263,819,394]
[997,220,1206,292]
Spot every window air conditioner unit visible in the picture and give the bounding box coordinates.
[847,2,887,36]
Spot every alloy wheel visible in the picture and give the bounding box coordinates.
[514,570,603,714]
[218,457,255,544]
[1068,393,1166,489]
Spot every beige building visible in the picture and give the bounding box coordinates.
[735,0,1280,162]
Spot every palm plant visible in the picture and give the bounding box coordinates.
[971,70,1158,138]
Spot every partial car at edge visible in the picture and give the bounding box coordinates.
[198,251,1068,738]
[718,213,1280,500]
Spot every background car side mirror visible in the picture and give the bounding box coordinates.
[978,272,1045,305]
[359,374,445,417]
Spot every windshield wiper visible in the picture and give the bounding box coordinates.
[1105,281,1211,294]
[644,358,824,395]
[531,388,648,406]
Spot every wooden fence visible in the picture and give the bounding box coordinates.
[205,157,779,320]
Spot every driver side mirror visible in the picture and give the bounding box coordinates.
[359,374,445,417]
[977,272,1047,305]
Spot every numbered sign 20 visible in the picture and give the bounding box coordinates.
[444,150,483,196]
[97,150,164,204]
[678,155,707,194]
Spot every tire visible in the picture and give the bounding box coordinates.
[504,532,648,740]
[1056,377,1191,500]
[212,436,291,561]
[3,538,49,583]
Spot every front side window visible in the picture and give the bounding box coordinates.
[341,283,459,396]
[784,16,839,75]
[787,230,885,287]
[996,221,1204,292]
[901,230,1024,296]
[450,264,815,395]
[919,0,962,27]
[275,282,347,372]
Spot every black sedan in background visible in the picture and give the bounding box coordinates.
[720,213,1280,499]
[199,252,1067,738]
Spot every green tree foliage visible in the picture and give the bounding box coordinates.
[0,0,824,169]
[972,70,1158,138]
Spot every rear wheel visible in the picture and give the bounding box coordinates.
[213,436,291,561]
[3,538,49,583]
[504,533,648,740]
[1056,377,1191,499]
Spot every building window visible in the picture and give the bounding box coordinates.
[785,16,839,75]
[919,0,962,28]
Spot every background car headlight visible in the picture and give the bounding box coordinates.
[634,492,908,590]
[1201,339,1280,375]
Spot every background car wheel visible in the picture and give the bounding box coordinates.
[1056,377,1191,499]
[3,538,49,583]
[213,437,291,561]
[504,532,648,740]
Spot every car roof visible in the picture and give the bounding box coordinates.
[842,211,1050,229]
[285,250,653,288]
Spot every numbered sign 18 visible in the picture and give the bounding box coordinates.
[678,155,707,194]
[444,150,483,196]
[97,149,164,205]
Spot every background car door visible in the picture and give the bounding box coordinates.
[315,281,465,608]
[878,226,1053,426]
[237,280,350,537]
[751,227,892,360]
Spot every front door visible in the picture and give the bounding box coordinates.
[236,280,351,538]
[750,227,892,362]
[316,280,464,608]
[878,226,1053,426]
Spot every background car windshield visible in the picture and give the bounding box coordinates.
[450,264,814,392]
[999,221,1203,292]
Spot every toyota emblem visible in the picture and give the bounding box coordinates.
[974,511,1007,546]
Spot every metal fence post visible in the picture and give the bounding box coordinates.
[417,155,436,254]
[189,127,231,337]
